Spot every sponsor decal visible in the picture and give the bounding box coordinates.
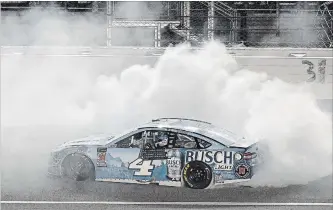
[166,158,181,181]
[97,148,107,167]
[128,158,155,176]
[214,173,224,184]
[182,162,194,188]
[167,159,181,166]
[185,150,234,165]
[234,164,250,179]
[108,144,117,148]
[214,164,233,170]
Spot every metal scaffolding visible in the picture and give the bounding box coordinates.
[207,1,215,40]
[183,1,191,41]
[1,1,331,48]
[316,1,333,47]
[106,1,114,47]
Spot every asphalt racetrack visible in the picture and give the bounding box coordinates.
[1,179,333,210]
[2,176,333,210]
[3,174,333,202]
[1,203,333,210]
[1,125,332,210]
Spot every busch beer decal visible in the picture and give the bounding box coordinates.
[166,150,182,181]
[185,150,234,165]
[214,164,232,170]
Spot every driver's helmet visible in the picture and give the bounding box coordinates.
[155,132,168,148]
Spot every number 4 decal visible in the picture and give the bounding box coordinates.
[128,158,155,176]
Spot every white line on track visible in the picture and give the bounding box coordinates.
[1,201,332,206]
[1,54,333,59]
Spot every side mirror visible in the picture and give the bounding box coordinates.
[184,142,197,149]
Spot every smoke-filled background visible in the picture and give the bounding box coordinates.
[1,2,332,195]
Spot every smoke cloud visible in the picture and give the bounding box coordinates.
[1,2,164,47]
[1,7,106,46]
[260,11,323,47]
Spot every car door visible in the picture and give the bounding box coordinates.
[94,129,146,181]
[133,129,170,182]
[134,129,202,184]
[96,128,173,183]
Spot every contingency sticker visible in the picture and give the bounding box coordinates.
[234,164,251,179]
[97,147,107,167]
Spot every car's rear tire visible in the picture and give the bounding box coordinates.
[182,161,212,189]
[62,154,95,181]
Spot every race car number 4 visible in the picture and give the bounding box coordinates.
[128,158,155,176]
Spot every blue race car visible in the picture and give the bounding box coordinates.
[48,118,261,189]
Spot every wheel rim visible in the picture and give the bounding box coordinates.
[188,166,206,183]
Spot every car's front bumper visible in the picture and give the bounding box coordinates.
[47,152,63,177]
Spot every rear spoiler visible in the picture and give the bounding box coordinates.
[228,137,259,148]
[232,139,267,164]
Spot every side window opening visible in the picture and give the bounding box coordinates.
[143,131,199,150]
[196,138,212,149]
[143,130,170,150]
[174,133,212,149]
[174,133,197,149]
[115,130,212,149]
[116,131,144,148]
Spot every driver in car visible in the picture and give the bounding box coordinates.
[154,132,168,149]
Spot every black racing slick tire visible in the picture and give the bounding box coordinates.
[182,161,212,189]
[62,154,95,181]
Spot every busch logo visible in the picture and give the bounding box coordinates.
[167,159,181,167]
[185,150,234,165]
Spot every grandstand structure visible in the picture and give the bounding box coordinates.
[1,1,332,48]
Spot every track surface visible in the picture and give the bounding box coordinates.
[2,178,332,210]
[1,126,333,204]
[2,204,333,210]
[2,175,333,202]
[1,125,333,210]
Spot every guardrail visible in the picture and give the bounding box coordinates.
[1,46,332,55]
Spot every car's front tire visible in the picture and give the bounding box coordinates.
[182,161,212,189]
[62,154,95,181]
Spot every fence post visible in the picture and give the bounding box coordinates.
[106,1,113,47]
[208,1,215,40]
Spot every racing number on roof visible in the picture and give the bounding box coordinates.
[128,158,155,176]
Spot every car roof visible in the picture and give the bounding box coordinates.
[137,118,242,146]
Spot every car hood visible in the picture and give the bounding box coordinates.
[57,133,114,148]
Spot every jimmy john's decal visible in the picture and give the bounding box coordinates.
[185,150,234,165]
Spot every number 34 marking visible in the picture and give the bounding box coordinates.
[128,158,155,176]
[302,59,326,83]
